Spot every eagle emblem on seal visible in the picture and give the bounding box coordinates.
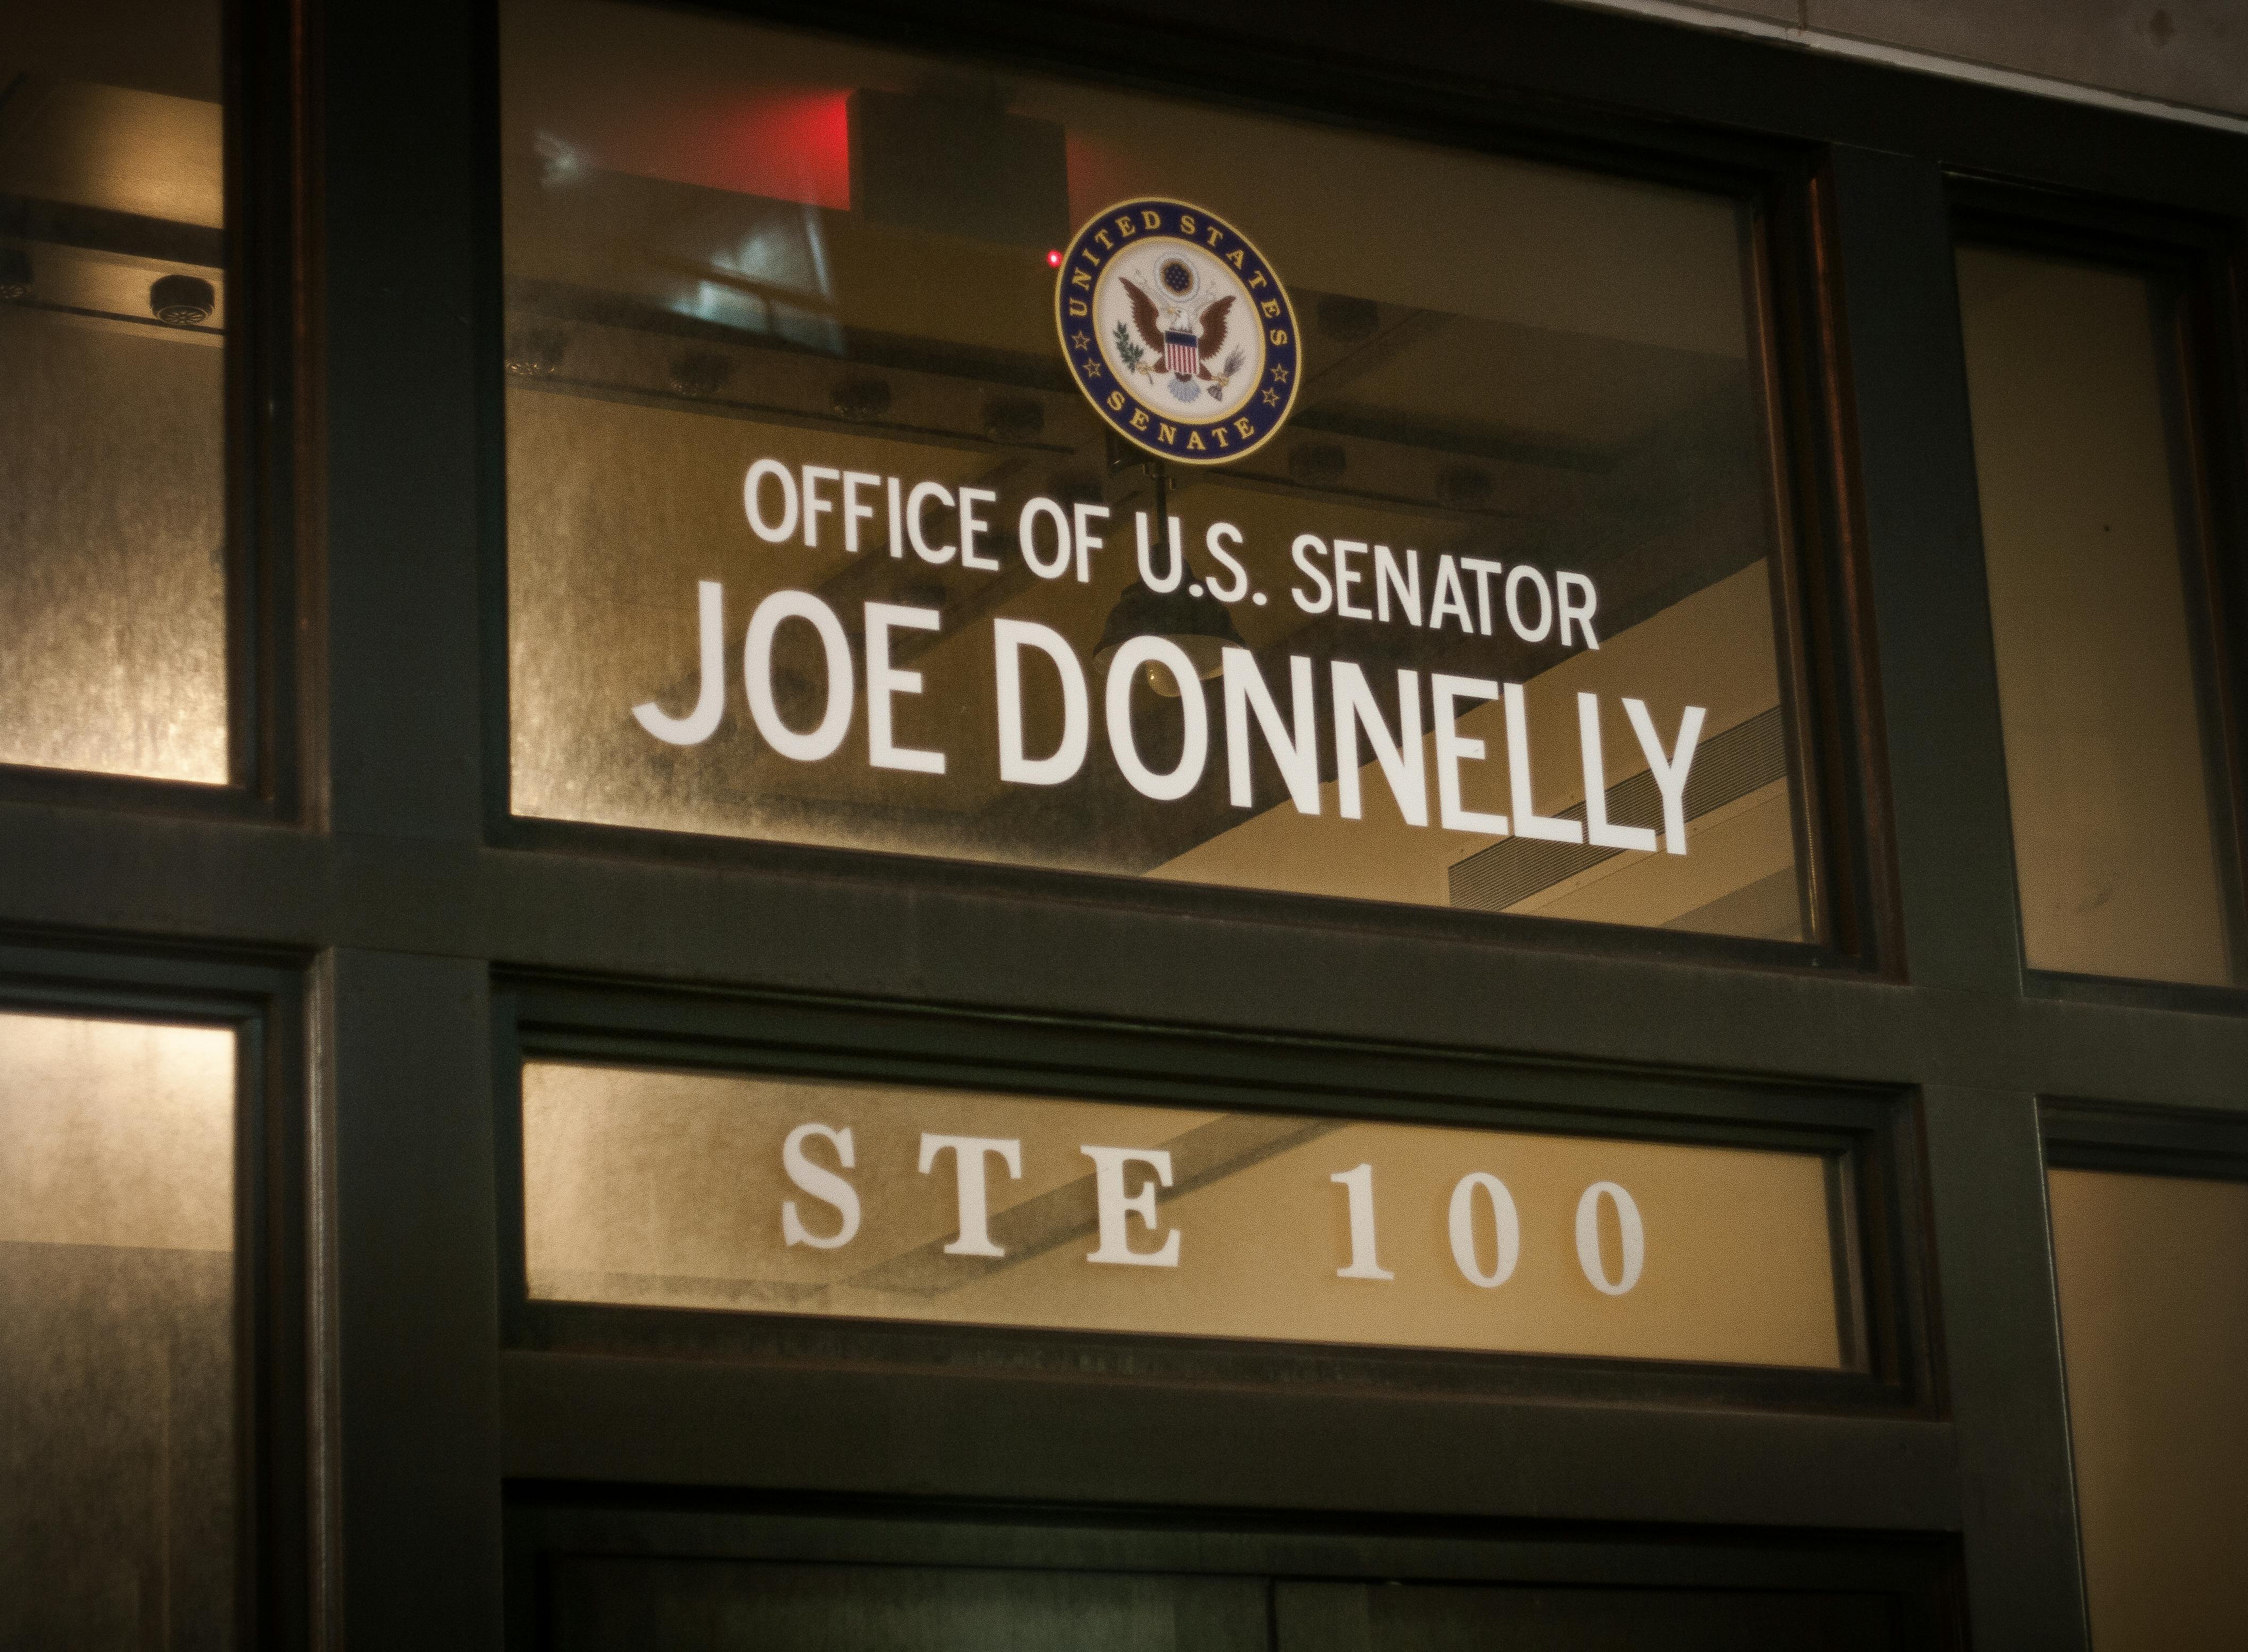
[1055,197,1300,464]
[1119,262,1239,403]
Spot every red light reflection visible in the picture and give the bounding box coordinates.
[714,90,852,209]
[562,88,852,209]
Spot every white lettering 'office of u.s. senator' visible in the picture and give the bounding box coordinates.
[736,456,1607,646]
[625,455,1706,853]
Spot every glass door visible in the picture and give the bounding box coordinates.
[532,1550,1937,1650]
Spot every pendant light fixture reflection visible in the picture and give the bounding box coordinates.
[150,274,216,326]
[1092,453,1245,697]
[1092,579,1244,698]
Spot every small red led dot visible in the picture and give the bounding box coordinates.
[1045,249,1063,268]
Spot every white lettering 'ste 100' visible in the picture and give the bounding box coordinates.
[781,1124,1646,1295]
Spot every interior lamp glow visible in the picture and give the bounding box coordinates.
[1092,580,1245,698]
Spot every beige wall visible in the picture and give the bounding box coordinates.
[1570,0,2248,122]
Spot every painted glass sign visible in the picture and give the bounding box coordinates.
[522,1062,1856,1369]
[501,0,1825,944]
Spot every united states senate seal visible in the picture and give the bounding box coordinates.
[1055,197,1300,465]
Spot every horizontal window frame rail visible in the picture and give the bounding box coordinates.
[506,1486,1966,1585]
[3,809,2247,1105]
[2041,1098,2248,1180]
[496,1349,1962,1533]
[501,1492,1966,1650]
[490,817,1864,981]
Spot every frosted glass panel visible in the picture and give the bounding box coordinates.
[0,4,230,784]
[523,1060,1852,1370]
[1958,246,2240,986]
[2051,1167,2248,1652]
[0,1009,237,1649]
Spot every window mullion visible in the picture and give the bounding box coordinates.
[1821,146,2024,998]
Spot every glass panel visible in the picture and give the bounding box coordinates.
[554,1559,1267,1652]
[0,4,230,784]
[2049,1167,2248,1651]
[0,1009,237,1647]
[523,1060,1852,1370]
[1957,246,2241,986]
[501,0,1824,943]
[545,1554,1923,1651]
[1275,1580,1898,1651]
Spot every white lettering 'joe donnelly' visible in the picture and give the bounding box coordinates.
[629,457,1707,853]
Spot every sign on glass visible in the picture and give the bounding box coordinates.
[503,0,1822,942]
[522,1062,1855,1369]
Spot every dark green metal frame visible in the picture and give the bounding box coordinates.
[2,0,2245,1646]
